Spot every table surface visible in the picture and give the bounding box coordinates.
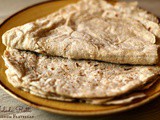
[0,0,160,120]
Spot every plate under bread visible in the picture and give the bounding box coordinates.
[0,0,160,116]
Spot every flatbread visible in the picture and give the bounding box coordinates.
[2,0,160,65]
[84,93,146,105]
[5,67,150,105]
[3,49,160,99]
[5,65,155,105]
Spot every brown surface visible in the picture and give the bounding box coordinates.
[0,0,160,120]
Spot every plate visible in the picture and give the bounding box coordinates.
[0,0,160,116]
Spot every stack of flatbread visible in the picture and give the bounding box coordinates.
[2,0,160,105]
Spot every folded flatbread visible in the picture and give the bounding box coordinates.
[3,49,160,100]
[2,0,160,65]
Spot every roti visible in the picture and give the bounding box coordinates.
[2,0,160,65]
[3,49,160,99]
[5,69,148,105]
